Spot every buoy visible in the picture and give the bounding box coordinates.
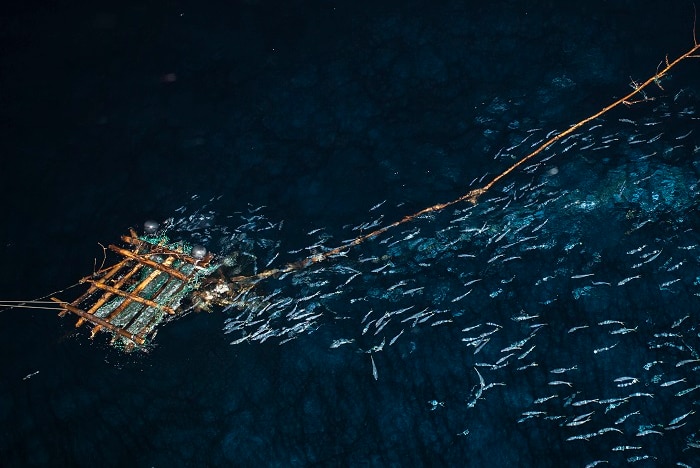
[143,220,160,235]
[191,245,207,260]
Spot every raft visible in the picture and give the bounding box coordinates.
[51,228,219,351]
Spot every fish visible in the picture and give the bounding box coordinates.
[605,401,627,413]
[403,287,425,295]
[516,362,538,371]
[473,339,490,355]
[597,427,623,435]
[599,320,625,326]
[609,326,637,335]
[374,319,389,335]
[671,315,690,328]
[615,411,640,424]
[389,329,404,346]
[451,290,473,302]
[466,368,486,409]
[371,263,391,273]
[387,280,408,291]
[369,200,386,211]
[617,275,641,286]
[659,278,681,289]
[343,272,361,285]
[496,353,514,365]
[369,338,386,354]
[518,345,536,359]
[431,319,453,327]
[668,410,694,426]
[572,399,599,407]
[584,461,609,467]
[593,342,619,354]
[511,312,540,322]
[566,415,594,427]
[550,365,578,374]
[659,378,686,387]
[22,370,39,381]
[647,132,664,143]
[643,360,663,370]
[548,381,573,387]
[330,338,355,349]
[521,411,546,417]
[612,445,641,451]
[675,384,700,397]
[626,455,656,463]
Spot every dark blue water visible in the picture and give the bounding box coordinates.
[1,1,699,466]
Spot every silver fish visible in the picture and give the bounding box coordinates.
[668,409,694,426]
[533,394,558,404]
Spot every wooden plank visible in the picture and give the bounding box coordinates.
[108,244,189,281]
[51,298,146,345]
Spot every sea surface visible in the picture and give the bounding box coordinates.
[1,1,699,466]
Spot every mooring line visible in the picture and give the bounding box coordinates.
[238,39,700,286]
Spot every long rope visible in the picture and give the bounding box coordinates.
[0,284,79,314]
[235,39,700,287]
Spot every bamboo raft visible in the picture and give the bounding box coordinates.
[50,228,218,351]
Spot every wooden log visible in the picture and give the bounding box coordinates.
[75,263,144,327]
[89,255,179,336]
[125,255,178,311]
[51,298,145,345]
[84,278,176,315]
[67,235,148,317]
[62,258,132,317]
[108,244,189,281]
